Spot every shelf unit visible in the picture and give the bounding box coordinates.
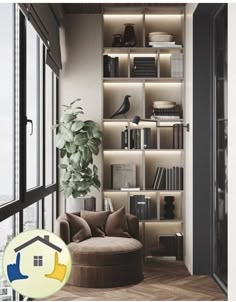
[102,5,185,258]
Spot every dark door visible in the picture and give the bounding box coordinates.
[213,4,228,288]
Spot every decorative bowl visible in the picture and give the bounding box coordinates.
[152,101,176,109]
[149,33,173,42]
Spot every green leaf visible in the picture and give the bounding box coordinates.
[70,151,81,163]
[84,120,96,128]
[88,143,99,155]
[60,149,66,158]
[90,137,101,146]
[82,147,92,164]
[70,98,81,105]
[74,133,88,146]
[92,130,103,139]
[63,113,76,123]
[93,165,98,174]
[71,121,84,132]
[64,186,73,198]
[64,171,71,182]
[65,142,77,154]
[59,164,67,169]
[63,129,74,142]
[56,133,66,149]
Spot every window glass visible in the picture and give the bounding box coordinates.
[0,4,15,205]
[26,21,43,190]
[44,194,53,231]
[0,215,17,301]
[23,203,38,230]
[45,65,53,185]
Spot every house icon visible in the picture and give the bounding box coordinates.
[14,235,62,267]
[4,229,71,298]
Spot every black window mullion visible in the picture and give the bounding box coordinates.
[19,10,26,212]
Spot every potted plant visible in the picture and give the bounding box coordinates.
[54,99,102,212]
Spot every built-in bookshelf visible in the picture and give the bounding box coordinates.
[102,5,185,259]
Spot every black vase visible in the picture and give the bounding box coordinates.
[112,34,122,47]
[164,196,175,219]
[123,23,136,47]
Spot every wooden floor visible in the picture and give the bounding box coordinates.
[46,261,225,301]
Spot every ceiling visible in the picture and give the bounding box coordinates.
[63,3,185,14]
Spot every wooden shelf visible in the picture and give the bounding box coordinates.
[103,149,184,152]
[104,189,183,193]
[139,219,183,223]
[103,77,184,82]
[104,47,184,53]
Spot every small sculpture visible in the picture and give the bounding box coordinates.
[110,95,131,119]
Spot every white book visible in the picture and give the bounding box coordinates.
[108,198,114,212]
[120,187,141,191]
[149,41,176,44]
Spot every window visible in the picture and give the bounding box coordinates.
[0,7,59,281]
[0,215,17,301]
[0,4,16,205]
[33,256,43,266]
[26,21,43,191]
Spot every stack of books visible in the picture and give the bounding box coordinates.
[152,166,183,190]
[121,128,151,149]
[149,41,182,48]
[151,105,182,120]
[103,55,119,77]
[130,195,152,220]
[170,53,184,78]
[132,57,156,77]
[172,124,184,149]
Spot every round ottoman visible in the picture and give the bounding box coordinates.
[67,236,143,288]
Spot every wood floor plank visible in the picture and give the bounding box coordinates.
[43,261,225,301]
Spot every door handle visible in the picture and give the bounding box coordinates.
[26,118,33,135]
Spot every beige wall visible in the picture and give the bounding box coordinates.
[184,3,197,275]
[228,3,236,300]
[59,14,103,213]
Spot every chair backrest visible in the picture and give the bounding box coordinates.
[56,211,139,244]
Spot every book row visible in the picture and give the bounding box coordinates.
[130,195,152,220]
[152,167,184,190]
[121,127,151,149]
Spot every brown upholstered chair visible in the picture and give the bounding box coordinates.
[56,212,143,288]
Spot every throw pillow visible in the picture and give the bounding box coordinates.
[81,210,110,237]
[66,213,92,242]
[105,207,131,238]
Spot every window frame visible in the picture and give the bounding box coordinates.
[0,7,59,227]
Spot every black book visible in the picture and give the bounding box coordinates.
[130,195,134,215]
[130,129,134,149]
[160,235,176,257]
[157,168,166,190]
[134,57,155,62]
[179,124,183,149]
[133,74,156,78]
[180,167,183,190]
[145,196,151,219]
[103,55,110,77]
[143,128,151,149]
[152,167,160,190]
[176,233,183,260]
[136,129,141,149]
[121,131,125,149]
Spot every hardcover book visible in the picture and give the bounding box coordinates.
[111,164,136,189]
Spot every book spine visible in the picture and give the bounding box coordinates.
[176,233,183,260]
[130,129,134,149]
[121,131,125,149]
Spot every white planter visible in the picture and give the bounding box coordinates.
[66,196,96,213]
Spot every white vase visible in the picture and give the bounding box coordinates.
[66,196,96,213]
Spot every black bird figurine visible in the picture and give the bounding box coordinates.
[110,95,131,119]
